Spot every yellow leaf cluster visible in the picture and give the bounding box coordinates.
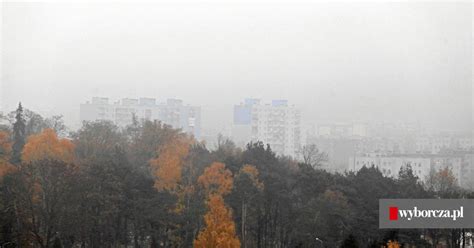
[194,194,241,248]
[150,136,192,192]
[385,240,400,248]
[22,129,75,164]
[195,162,240,247]
[198,162,234,196]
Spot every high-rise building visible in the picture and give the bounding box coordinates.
[232,98,302,158]
[80,97,201,138]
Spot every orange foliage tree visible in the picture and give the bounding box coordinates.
[194,194,241,248]
[386,240,400,248]
[22,128,75,164]
[14,128,77,247]
[194,162,240,248]
[0,131,15,179]
[198,162,234,195]
[149,135,193,192]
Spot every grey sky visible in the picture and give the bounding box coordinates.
[1,1,472,131]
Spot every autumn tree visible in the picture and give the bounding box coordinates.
[71,120,178,248]
[194,194,241,248]
[385,240,400,248]
[195,162,240,248]
[13,159,77,248]
[197,162,234,196]
[126,120,180,169]
[22,128,75,164]
[0,131,16,247]
[148,133,195,246]
[150,134,193,193]
[0,110,469,247]
[13,128,76,248]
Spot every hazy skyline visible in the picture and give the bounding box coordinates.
[1,1,472,131]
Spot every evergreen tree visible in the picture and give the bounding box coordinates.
[11,103,26,165]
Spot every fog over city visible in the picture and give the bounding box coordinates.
[2,1,474,247]
[2,1,472,132]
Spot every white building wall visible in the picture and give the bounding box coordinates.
[80,97,201,138]
[349,154,461,183]
[240,101,302,158]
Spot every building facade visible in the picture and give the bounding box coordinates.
[80,97,201,138]
[232,99,302,158]
[349,153,470,186]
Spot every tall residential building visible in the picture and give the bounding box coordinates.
[232,98,302,158]
[80,97,201,138]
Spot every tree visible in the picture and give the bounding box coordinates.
[397,164,426,198]
[150,135,193,192]
[197,162,234,196]
[0,114,469,247]
[44,115,67,137]
[385,240,400,248]
[0,131,15,179]
[195,162,240,248]
[241,142,294,247]
[13,159,77,248]
[194,194,241,248]
[426,167,460,198]
[315,189,350,246]
[214,134,240,160]
[0,131,16,247]
[22,128,75,164]
[73,121,125,161]
[126,120,180,170]
[299,144,328,169]
[396,165,431,245]
[12,128,77,248]
[73,146,170,248]
[0,113,9,131]
[8,108,50,137]
[232,165,263,248]
[11,103,26,165]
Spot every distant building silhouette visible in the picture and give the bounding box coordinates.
[232,98,302,158]
[80,97,201,138]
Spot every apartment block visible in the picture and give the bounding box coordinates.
[80,97,201,138]
[232,98,302,158]
[349,153,470,186]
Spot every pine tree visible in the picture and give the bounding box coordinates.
[11,103,26,165]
